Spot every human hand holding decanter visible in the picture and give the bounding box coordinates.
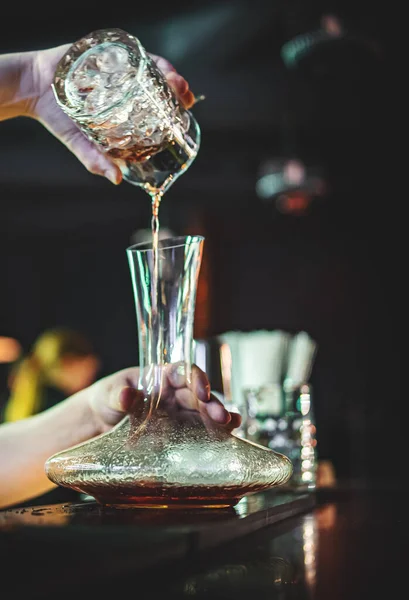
[0,360,237,510]
[87,363,241,435]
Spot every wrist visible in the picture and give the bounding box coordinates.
[37,388,101,453]
[17,50,38,118]
[0,50,37,120]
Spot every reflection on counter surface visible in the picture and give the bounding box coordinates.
[0,489,316,599]
[1,486,407,599]
[173,512,327,599]
[0,489,312,528]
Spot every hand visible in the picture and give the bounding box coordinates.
[87,364,242,434]
[0,363,241,509]
[27,44,196,185]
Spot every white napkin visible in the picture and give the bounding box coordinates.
[284,331,317,390]
[238,330,290,389]
[217,329,291,411]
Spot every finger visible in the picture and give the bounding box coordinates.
[181,89,196,109]
[63,128,122,184]
[150,55,194,110]
[191,365,211,402]
[224,412,242,432]
[150,54,177,76]
[204,395,232,425]
[167,386,234,427]
[36,94,124,185]
[165,72,195,109]
[119,386,143,413]
[166,363,210,402]
[165,71,188,95]
[172,387,199,411]
[107,385,142,412]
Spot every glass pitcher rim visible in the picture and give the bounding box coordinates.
[127,235,204,253]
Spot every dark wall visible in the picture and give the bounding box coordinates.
[0,2,400,482]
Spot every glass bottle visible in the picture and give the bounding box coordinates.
[244,382,317,491]
[45,236,292,508]
[52,28,200,196]
[281,382,317,491]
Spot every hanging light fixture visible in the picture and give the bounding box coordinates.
[256,157,328,216]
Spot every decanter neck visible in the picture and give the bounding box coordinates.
[127,235,204,379]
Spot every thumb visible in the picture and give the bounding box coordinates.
[108,385,143,413]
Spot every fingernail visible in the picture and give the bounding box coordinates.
[207,402,230,424]
[183,90,196,110]
[110,386,136,412]
[177,77,189,94]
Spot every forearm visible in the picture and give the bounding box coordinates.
[0,390,98,509]
[0,51,36,120]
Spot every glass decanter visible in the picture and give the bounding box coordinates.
[52,28,200,196]
[45,236,292,508]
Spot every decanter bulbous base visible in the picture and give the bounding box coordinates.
[45,411,292,508]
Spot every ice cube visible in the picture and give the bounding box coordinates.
[65,67,102,106]
[84,87,123,114]
[72,69,100,92]
[107,104,132,126]
[140,116,167,145]
[109,120,134,139]
[96,45,130,73]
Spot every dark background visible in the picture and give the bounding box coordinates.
[0,1,400,482]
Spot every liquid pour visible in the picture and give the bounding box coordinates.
[150,192,163,411]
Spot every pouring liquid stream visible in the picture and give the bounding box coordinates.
[150,191,163,411]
